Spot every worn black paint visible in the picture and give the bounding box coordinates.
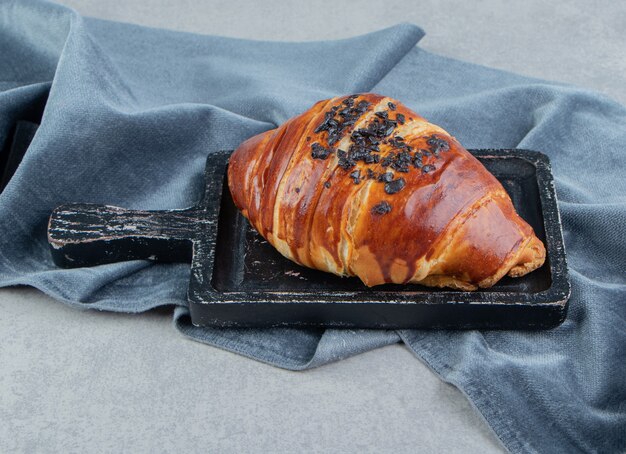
[48,149,570,329]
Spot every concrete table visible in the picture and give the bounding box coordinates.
[1,1,624,452]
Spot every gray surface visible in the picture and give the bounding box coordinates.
[2,0,624,452]
[1,288,500,453]
[57,0,626,106]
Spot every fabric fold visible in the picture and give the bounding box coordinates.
[0,0,424,313]
[1,1,624,452]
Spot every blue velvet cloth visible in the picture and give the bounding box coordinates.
[1,1,624,452]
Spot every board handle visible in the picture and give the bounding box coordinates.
[48,203,205,268]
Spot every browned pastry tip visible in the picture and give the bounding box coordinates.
[228,93,546,289]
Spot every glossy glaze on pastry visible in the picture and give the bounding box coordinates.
[228,94,545,290]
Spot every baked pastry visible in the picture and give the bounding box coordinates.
[227,94,545,290]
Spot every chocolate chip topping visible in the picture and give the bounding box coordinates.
[312,96,450,198]
[412,152,424,168]
[384,178,406,195]
[427,135,450,154]
[371,201,392,215]
[311,142,333,160]
[315,95,371,146]
[349,169,362,184]
[378,171,393,183]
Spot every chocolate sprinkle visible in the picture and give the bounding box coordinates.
[338,111,401,170]
[389,151,412,173]
[315,96,371,146]
[427,135,450,154]
[378,171,394,183]
[384,178,406,194]
[312,96,446,198]
[413,152,423,168]
[311,142,332,160]
[337,149,356,170]
[371,201,392,215]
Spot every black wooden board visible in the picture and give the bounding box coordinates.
[48,149,570,329]
[1,121,39,192]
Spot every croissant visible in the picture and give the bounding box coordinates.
[227,94,545,290]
